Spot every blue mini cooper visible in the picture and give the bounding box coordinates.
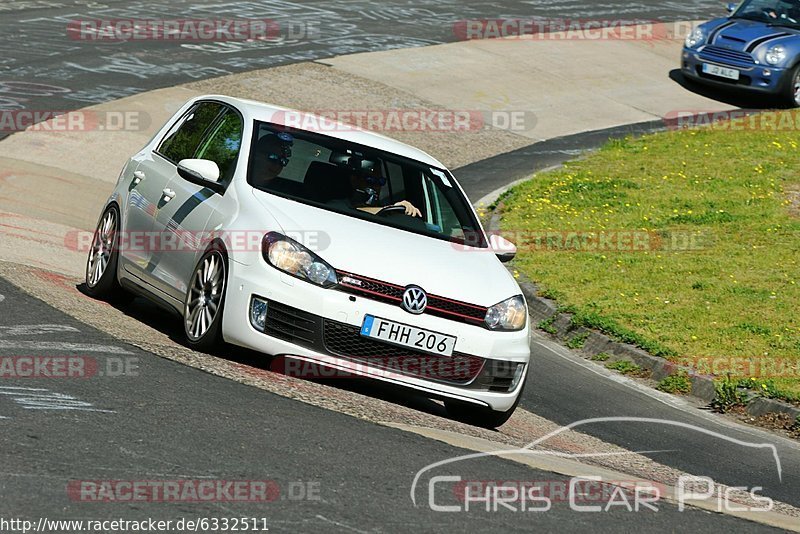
[682,0,800,106]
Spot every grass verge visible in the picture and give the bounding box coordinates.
[500,112,800,401]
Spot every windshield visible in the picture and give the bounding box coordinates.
[247,121,487,247]
[733,0,800,27]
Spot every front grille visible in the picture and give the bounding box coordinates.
[323,320,485,384]
[337,272,404,304]
[426,295,486,323]
[336,270,488,327]
[699,45,754,65]
[264,300,318,345]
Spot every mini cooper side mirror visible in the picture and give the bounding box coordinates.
[178,158,221,185]
[490,234,517,263]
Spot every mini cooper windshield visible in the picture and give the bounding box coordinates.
[248,122,487,247]
[732,0,800,28]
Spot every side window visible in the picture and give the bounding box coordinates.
[157,102,224,163]
[195,109,244,184]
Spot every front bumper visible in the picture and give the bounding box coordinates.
[222,258,531,412]
[681,46,788,94]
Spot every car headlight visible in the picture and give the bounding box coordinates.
[765,45,786,65]
[262,232,338,288]
[485,295,527,331]
[685,27,706,49]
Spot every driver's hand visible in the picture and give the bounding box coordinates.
[394,200,421,218]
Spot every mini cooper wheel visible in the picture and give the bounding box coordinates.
[784,63,800,107]
[184,249,227,351]
[85,205,128,302]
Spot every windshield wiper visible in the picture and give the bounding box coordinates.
[767,22,800,29]
[730,14,765,22]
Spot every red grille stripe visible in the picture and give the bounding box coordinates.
[336,270,488,326]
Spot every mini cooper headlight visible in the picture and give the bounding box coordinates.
[685,27,706,49]
[262,232,338,288]
[485,295,527,331]
[765,45,786,66]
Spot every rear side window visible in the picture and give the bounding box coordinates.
[195,110,244,183]
[157,102,224,163]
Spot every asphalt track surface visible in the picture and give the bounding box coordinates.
[2,0,800,531]
[0,279,784,532]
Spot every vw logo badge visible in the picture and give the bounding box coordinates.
[402,286,428,315]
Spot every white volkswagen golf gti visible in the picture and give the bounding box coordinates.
[85,95,531,427]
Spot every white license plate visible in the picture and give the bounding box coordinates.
[702,63,740,80]
[360,315,456,357]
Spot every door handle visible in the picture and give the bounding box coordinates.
[162,188,176,202]
[132,170,145,185]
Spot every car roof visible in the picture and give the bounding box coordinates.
[198,94,448,170]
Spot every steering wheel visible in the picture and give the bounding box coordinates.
[376,205,407,216]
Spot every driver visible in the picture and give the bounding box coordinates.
[348,161,422,217]
[765,0,800,20]
[251,132,294,189]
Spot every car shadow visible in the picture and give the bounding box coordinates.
[76,282,454,422]
[668,69,787,109]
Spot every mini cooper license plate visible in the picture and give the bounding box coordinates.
[361,315,457,357]
[702,63,740,80]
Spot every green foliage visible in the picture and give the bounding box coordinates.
[605,360,641,375]
[711,376,749,412]
[538,316,557,335]
[657,371,692,394]
[566,332,590,349]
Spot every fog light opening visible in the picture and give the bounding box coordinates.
[510,363,526,389]
[250,297,268,331]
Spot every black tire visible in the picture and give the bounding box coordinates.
[782,63,800,108]
[84,205,130,303]
[183,249,227,351]
[445,372,528,429]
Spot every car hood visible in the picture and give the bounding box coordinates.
[251,189,521,307]
[708,18,797,52]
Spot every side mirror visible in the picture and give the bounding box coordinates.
[177,159,222,191]
[490,234,517,263]
[726,2,737,14]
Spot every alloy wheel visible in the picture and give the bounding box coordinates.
[87,209,116,287]
[185,252,225,341]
